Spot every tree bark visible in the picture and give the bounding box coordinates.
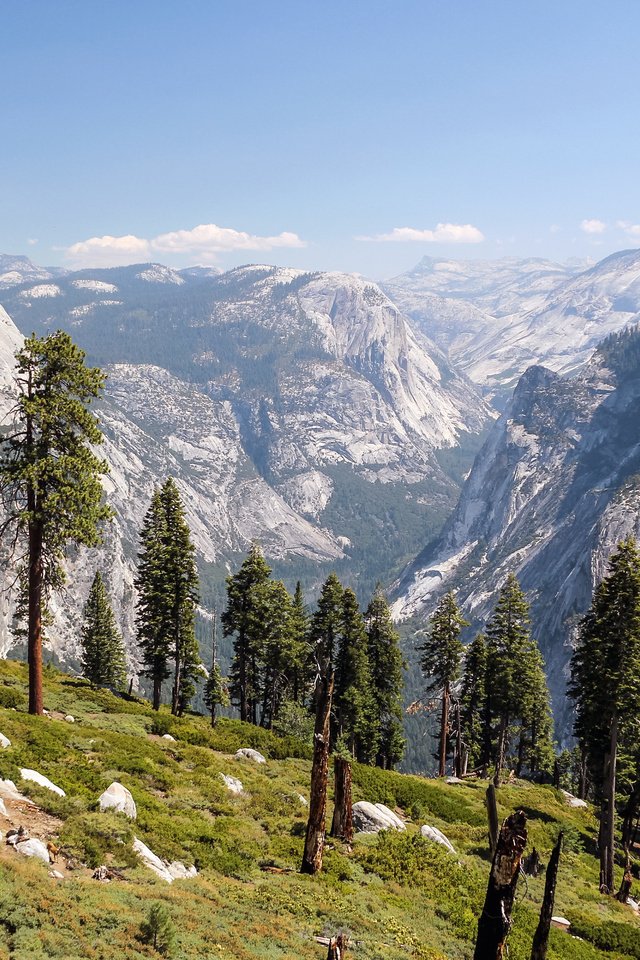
[301,672,334,875]
[493,714,508,787]
[530,832,562,960]
[27,516,44,716]
[486,784,499,856]
[616,845,632,903]
[600,715,618,894]
[473,810,528,960]
[152,674,161,711]
[327,934,348,959]
[331,757,353,844]
[454,698,463,778]
[439,682,450,777]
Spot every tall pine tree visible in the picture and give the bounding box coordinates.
[335,588,379,762]
[365,585,405,769]
[80,572,127,690]
[459,632,488,774]
[419,591,468,777]
[309,573,344,677]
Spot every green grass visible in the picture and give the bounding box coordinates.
[0,659,637,959]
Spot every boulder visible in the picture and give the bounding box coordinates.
[445,776,464,785]
[49,869,65,879]
[0,780,34,805]
[421,824,456,854]
[235,748,266,764]
[133,837,173,883]
[20,769,66,797]
[168,860,198,880]
[161,734,176,742]
[352,801,405,833]
[0,734,11,749]
[6,827,29,845]
[561,789,588,809]
[298,794,308,806]
[220,774,244,795]
[0,799,7,817]
[15,838,50,864]
[64,715,75,723]
[98,782,137,819]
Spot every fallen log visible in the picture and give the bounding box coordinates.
[473,810,528,960]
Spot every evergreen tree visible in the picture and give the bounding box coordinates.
[419,591,468,777]
[516,641,554,776]
[365,585,405,769]
[570,537,640,893]
[0,332,111,714]
[459,632,488,773]
[290,581,313,704]
[223,543,272,723]
[204,662,229,727]
[258,579,297,729]
[135,479,201,713]
[335,588,379,762]
[80,572,127,689]
[309,573,344,677]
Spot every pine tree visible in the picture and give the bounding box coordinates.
[0,331,111,714]
[309,573,344,677]
[135,479,201,713]
[419,591,468,777]
[258,579,297,729]
[516,641,554,777]
[290,581,313,704]
[204,662,229,728]
[365,585,405,769]
[80,572,127,689]
[335,588,379,762]
[459,632,488,773]
[223,543,272,724]
[569,537,640,893]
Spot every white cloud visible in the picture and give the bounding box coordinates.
[580,218,607,235]
[65,223,306,267]
[27,238,39,246]
[616,220,640,238]
[357,223,484,243]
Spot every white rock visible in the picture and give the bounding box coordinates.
[551,916,571,931]
[0,799,7,817]
[421,824,456,854]
[445,776,464,785]
[161,734,176,742]
[167,860,197,880]
[0,733,11,749]
[235,748,266,764]
[64,715,75,723]
[298,794,308,806]
[133,837,173,883]
[49,869,64,879]
[0,779,34,805]
[220,774,244,795]
[20,769,66,797]
[15,838,50,863]
[352,801,406,833]
[98,782,137,819]
[560,789,588,809]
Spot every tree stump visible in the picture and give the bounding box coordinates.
[530,832,562,960]
[473,810,528,960]
[301,672,334,875]
[327,933,349,958]
[523,847,542,877]
[330,757,353,844]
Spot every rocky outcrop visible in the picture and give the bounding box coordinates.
[132,837,196,883]
[220,774,244,795]
[235,748,266,764]
[14,838,50,864]
[352,801,405,833]
[20,769,65,797]
[421,824,456,853]
[98,782,137,819]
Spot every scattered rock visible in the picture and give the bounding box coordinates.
[49,869,64,879]
[235,748,266,764]
[561,789,588,809]
[0,799,7,817]
[0,734,11,749]
[98,782,137,819]
[167,860,198,880]
[352,801,406,833]
[421,824,456,854]
[220,774,244,795]
[64,715,75,723]
[20,768,66,797]
[0,779,34,805]
[551,916,571,932]
[7,826,29,845]
[298,794,308,806]
[161,733,176,742]
[92,865,114,881]
[15,838,50,864]
[445,776,464,785]
[132,837,196,883]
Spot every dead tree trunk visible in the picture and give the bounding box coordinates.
[486,783,499,856]
[616,845,632,903]
[330,756,353,844]
[473,810,527,960]
[327,934,349,958]
[600,715,618,893]
[530,832,562,960]
[301,672,334,875]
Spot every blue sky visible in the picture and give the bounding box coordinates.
[2,0,640,277]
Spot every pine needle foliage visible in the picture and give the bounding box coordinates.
[80,572,127,690]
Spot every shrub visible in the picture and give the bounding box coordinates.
[139,902,176,956]
[569,916,640,957]
[0,686,25,709]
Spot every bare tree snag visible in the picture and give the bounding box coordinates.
[301,671,334,875]
[616,845,633,903]
[327,934,349,958]
[473,810,527,960]
[530,832,562,960]
[523,847,541,877]
[486,784,499,855]
[330,757,353,844]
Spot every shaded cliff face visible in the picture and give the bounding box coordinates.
[394,333,640,737]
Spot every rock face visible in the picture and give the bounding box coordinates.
[15,838,50,863]
[421,824,456,854]
[0,779,34,805]
[561,790,588,809]
[132,836,196,883]
[20,769,66,797]
[394,327,640,741]
[235,748,266,764]
[220,774,244,795]
[352,801,405,833]
[98,782,137,819]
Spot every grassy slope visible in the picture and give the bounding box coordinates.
[0,661,637,960]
